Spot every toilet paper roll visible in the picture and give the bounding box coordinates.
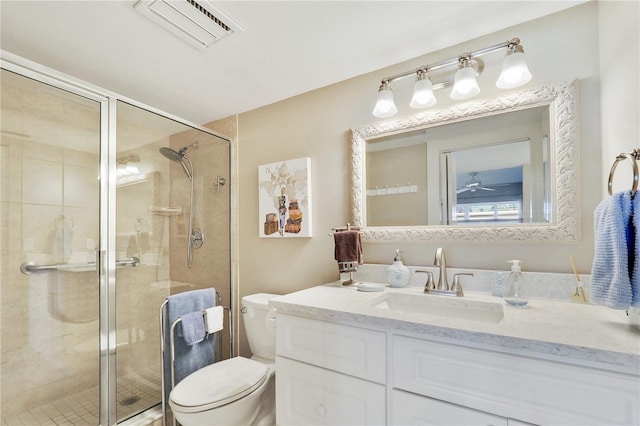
[205,306,224,334]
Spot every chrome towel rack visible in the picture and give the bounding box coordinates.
[159,293,232,426]
[608,148,640,198]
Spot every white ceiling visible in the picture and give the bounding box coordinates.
[0,1,583,125]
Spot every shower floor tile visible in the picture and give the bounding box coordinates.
[1,368,160,426]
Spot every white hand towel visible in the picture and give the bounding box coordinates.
[205,305,224,334]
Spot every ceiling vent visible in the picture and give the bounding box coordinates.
[134,0,243,49]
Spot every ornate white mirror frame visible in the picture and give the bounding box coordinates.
[350,80,579,243]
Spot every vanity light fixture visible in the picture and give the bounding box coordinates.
[372,81,398,118]
[409,71,437,108]
[450,55,483,100]
[496,42,532,89]
[372,38,532,118]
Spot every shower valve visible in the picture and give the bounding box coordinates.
[213,176,226,192]
[192,228,204,249]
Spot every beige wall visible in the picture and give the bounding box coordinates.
[232,3,637,354]
[598,0,640,196]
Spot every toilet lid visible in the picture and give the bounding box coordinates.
[170,357,268,413]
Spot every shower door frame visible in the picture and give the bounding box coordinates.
[0,50,233,426]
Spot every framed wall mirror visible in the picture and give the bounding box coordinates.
[350,80,579,242]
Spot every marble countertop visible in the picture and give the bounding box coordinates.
[270,282,640,375]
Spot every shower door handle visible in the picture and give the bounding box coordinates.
[99,250,106,276]
[19,252,139,275]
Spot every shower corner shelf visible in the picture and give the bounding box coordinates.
[148,206,183,216]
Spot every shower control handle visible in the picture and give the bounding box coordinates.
[191,228,204,249]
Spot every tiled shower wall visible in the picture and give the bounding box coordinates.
[1,136,101,418]
[167,127,232,356]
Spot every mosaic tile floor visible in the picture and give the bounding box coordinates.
[1,368,161,426]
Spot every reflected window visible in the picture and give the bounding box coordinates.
[442,136,549,225]
[455,200,523,223]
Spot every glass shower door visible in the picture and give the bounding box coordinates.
[1,60,232,426]
[1,69,102,425]
[114,100,232,422]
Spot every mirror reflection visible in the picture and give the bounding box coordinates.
[366,106,550,226]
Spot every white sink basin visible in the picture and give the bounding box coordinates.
[370,292,504,323]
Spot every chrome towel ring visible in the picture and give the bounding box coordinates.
[608,148,640,198]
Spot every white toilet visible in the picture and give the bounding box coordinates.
[169,293,279,426]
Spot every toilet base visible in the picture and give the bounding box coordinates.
[252,373,275,426]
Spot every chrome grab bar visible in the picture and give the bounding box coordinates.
[20,256,140,275]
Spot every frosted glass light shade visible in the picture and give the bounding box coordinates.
[450,66,480,100]
[372,85,398,118]
[410,76,437,109]
[496,51,532,89]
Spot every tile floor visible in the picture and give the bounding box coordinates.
[1,367,160,426]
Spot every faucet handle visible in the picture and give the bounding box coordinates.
[451,273,474,297]
[415,270,435,292]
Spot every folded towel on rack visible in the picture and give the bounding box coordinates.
[334,229,363,273]
[163,288,216,403]
[205,306,224,334]
[591,191,634,309]
[180,311,206,346]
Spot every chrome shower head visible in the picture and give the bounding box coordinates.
[159,147,183,162]
[159,142,198,181]
[159,141,199,161]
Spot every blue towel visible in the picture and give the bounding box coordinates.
[632,194,639,306]
[591,191,633,309]
[180,311,206,346]
[163,288,216,403]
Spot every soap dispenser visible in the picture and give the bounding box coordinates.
[386,249,411,288]
[503,260,530,307]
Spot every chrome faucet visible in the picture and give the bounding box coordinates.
[418,247,472,297]
[434,247,448,291]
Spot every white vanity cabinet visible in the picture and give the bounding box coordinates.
[275,314,387,425]
[271,283,640,425]
[392,334,639,425]
[275,312,639,426]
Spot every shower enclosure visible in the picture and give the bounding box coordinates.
[0,53,232,425]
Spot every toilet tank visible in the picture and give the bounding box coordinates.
[242,293,279,360]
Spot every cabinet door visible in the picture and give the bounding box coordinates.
[277,314,386,384]
[276,356,385,426]
[392,389,507,426]
[392,334,639,425]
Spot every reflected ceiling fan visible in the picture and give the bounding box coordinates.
[457,172,496,194]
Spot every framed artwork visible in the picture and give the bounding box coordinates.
[258,157,312,238]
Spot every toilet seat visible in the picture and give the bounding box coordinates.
[170,357,268,413]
